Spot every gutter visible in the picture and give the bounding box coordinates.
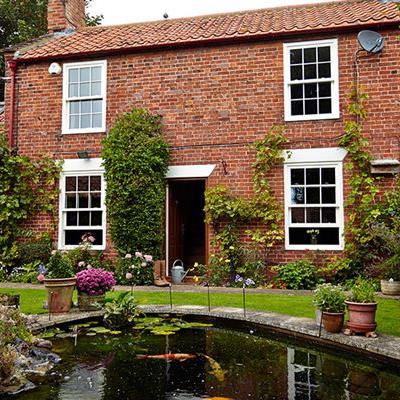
[7,59,18,149]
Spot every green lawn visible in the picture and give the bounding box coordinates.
[1,287,399,337]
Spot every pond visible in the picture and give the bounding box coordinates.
[11,319,400,400]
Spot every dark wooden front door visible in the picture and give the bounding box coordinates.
[168,180,206,273]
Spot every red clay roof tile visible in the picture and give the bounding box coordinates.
[12,0,400,61]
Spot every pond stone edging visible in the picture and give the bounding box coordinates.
[28,305,400,365]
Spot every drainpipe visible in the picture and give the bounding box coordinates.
[7,59,18,149]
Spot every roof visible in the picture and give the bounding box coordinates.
[10,0,400,62]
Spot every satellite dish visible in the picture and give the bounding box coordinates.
[357,30,385,54]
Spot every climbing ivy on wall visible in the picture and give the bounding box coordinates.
[102,109,170,258]
[204,126,287,279]
[0,133,61,267]
[335,87,381,274]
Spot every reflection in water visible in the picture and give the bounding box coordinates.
[11,324,400,400]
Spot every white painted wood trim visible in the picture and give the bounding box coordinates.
[283,38,339,121]
[62,60,107,135]
[167,164,216,179]
[284,147,347,164]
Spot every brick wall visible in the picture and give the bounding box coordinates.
[5,28,400,263]
[47,0,85,32]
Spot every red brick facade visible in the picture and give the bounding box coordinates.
[47,0,85,32]
[3,4,400,265]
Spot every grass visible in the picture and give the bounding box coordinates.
[1,287,399,337]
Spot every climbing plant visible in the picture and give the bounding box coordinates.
[0,133,61,267]
[335,87,382,275]
[102,109,170,258]
[204,126,287,281]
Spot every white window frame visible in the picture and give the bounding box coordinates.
[62,60,107,134]
[284,38,339,122]
[58,158,106,250]
[284,148,346,251]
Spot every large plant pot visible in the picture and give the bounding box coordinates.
[78,293,105,311]
[380,280,400,296]
[44,277,76,314]
[345,301,377,333]
[322,311,344,333]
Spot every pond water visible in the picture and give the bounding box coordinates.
[12,320,400,400]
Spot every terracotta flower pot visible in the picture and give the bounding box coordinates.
[345,301,377,333]
[44,277,76,314]
[380,280,400,296]
[78,293,105,311]
[321,311,344,333]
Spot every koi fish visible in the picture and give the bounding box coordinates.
[206,397,233,400]
[202,355,226,382]
[137,353,197,361]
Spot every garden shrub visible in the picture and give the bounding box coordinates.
[66,242,112,273]
[273,260,323,290]
[16,234,52,267]
[45,251,74,279]
[102,109,170,259]
[115,252,154,286]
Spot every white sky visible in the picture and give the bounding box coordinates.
[88,0,339,25]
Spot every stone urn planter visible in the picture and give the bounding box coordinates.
[44,277,76,314]
[345,301,377,334]
[77,293,105,311]
[321,312,344,333]
[380,279,400,296]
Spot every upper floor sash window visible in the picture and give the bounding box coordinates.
[284,39,339,121]
[62,60,107,134]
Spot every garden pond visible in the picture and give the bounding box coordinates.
[7,317,400,400]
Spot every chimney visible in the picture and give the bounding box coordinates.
[47,0,86,33]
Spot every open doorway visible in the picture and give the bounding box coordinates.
[167,180,206,274]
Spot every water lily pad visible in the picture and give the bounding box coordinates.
[110,331,122,335]
[89,327,111,334]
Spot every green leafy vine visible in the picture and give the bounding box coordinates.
[204,126,287,280]
[0,133,62,267]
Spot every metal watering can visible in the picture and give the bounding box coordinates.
[171,259,189,284]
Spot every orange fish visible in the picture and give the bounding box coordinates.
[137,353,197,361]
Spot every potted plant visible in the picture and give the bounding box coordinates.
[76,268,116,311]
[44,251,76,314]
[379,257,400,296]
[345,278,378,336]
[313,283,346,333]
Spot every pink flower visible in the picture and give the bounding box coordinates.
[87,264,93,269]
[135,251,142,258]
[37,274,45,283]
[125,254,132,259]
[141,262,147,267]
[125,272,133,280]
[78,261,86,268]
[51,250,57,256]
[144,255,153,262]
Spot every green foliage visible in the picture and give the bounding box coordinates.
[272,260,323,290]
[0,345,17,384]
[347,278,376,303]
[115,253,154,286]
[16,234,52,267]
[0,133,61,267]
[204,126,286,283]
[45,251,74,279]
[9,260,42,283]
[0,305,32,346]
[313,283,346,313]
[66,242,111,272]
[337,87,381,276]
[103,292,141,328]
[102,109,170,258]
